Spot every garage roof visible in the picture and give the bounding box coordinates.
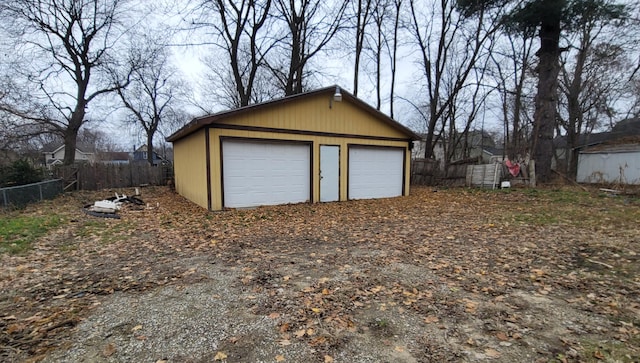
[167,85,419,142]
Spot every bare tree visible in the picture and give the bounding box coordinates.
[0,0,132,165]
[194,0,275,107]
[459,0,629,183]
[558,1,632,178]
[440,64,493,166]
[117,36,184,165]
[269,0,348,95]
[488,31,536,160]
[408,0,502,159]
[386,0,403,119]
[370,0,389,110]
[200,45,280,109]
[352,0,373,97]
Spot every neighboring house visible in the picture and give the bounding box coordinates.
[133,145,170,166]
[478,146,505,164]
[576,139,640,185]
[412,130,500,164]
[167,85,419,211]
[42,145,94,168]
[97,151,131,165]
[553,118,640,171]
[412,136,445,162]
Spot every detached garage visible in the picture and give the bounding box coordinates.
[167,86,418,210]
[577,143,640,185]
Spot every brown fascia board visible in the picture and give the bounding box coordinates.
[166,86,420,142]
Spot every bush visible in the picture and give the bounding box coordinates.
[0,160,43,188]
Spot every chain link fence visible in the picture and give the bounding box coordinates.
[0,179,64,209]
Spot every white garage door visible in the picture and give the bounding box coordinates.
[349,146,404,199]
[222,140,311,208]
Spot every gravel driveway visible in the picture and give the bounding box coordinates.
[2,186,639,362]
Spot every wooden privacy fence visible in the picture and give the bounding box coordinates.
[412,157,534,188]
[54,163,173,191]
[411,158,470,186]
[411,158,438,185]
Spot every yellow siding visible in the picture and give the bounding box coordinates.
[209,129,410,210]
[173,129,208,209]
[215,94,408,139]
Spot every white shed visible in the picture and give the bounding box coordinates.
[577,144,640,185]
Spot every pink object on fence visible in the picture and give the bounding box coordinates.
[505,160,521,177]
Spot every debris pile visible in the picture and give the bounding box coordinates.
[82,192,144,219]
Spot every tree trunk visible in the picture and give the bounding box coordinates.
[63,105,85,165]
[532,17,561,183]
[375,16,382,110]
[353,0,365,96]
[146,133,154,165]
[565,29,589,179]
[423,103,439,158]
[62,129,80,165]
[285,28,301,95]
[389,0,401,119]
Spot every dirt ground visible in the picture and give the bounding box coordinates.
[1,185,639,362]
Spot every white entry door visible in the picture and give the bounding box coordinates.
[348,146,404,199]
[320,145,339,202]
[222,140,311,208]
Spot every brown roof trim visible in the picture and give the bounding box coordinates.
[213,123,413,142]
[167,85,420,142]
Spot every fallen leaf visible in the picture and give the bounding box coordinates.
[324,355,334,363]
[6,323,25,334]
[278,339,291,346]
[496,332,509,341]
[593,350,605,359]
[103,343,116,357]
[309,336,327,346]
[268,312,281,319]
[131,324,143,332]
[464,299,478,313]
[424,316,439,324]
[484,348,501,358]
[395,346,405,352]
[531,268,545,276]
[294,329,306,338]
[276,354,285,362]
[214,351,228,361]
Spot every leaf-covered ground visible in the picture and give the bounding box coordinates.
[1,186,639,362]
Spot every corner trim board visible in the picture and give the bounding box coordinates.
[205,127,212,211]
